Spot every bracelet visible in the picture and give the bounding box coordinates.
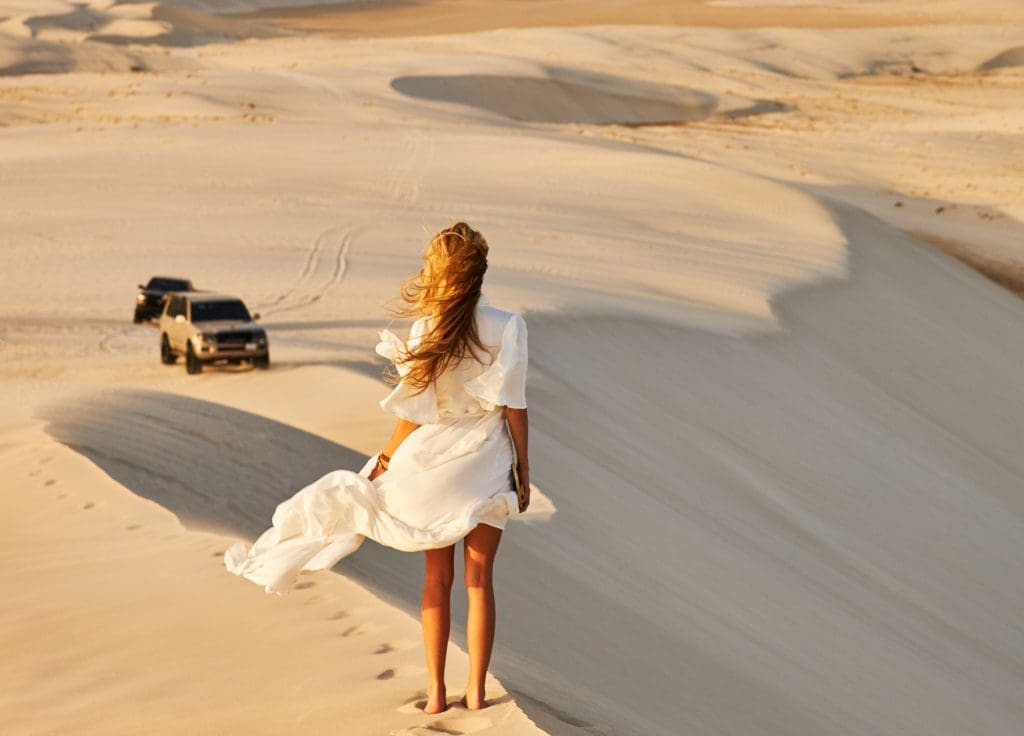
[377,451,391,470]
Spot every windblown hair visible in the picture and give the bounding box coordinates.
[385,222,490,394]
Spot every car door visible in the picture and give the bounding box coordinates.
[168,296,188,351]
[160,296,176,346]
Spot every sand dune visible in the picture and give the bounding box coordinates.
[3,4,1024,736]
[0,30,145,75]
[28,198,1024,734]
[0,424,546,736]
[488,203,1024,734]
[391,73,719,126]
[40,381,554,537]
[0,1,285,75]
[241,0,1024,37]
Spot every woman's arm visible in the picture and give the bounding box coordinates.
[505,406,530,511]
[368,418,421,480]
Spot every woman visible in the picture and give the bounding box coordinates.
[224,221,530,715]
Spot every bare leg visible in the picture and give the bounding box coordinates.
[463,523,502,709]
[422,545,455,714]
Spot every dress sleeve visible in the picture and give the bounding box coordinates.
[464,313,528,411]
[375,317,439,424]
[375,316,426,377]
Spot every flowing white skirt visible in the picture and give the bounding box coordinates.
[223,408,519,594]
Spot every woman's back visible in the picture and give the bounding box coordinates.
[376,291,527,425]
[432,294,526,419]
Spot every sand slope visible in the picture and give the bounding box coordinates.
[0,415,548,736]
[3,4,1024,736]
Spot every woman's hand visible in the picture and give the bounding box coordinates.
[505,407,529,512]
[517,463,531,513]
[368,419,421,482]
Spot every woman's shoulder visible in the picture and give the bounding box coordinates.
[476,294,521,322]
[475,309,526,363]
[476,302,523,337]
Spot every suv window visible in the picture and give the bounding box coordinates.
[191,300,251,322]
[148,277,190,292]
[166,296,184,318]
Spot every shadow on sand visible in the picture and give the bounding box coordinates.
[40,386,422,611]
[40,389,368,537]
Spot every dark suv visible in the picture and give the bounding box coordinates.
[159,292,269,374]
[134,276,193,323]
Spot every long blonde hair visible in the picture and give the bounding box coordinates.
[385,222,490,393]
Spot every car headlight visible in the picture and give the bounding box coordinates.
[136,294,146,303]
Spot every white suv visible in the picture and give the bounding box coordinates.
[159,293,269,374]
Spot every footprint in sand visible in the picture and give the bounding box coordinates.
[82,502,96,510]
[391,716,494,735]
[396,691,428,714]
[377,665,425,681]
[340,623,386,638]
[126,524,142,531]
[294,581,316,590]
[44,479,56,486]
[328,609,349,620]
[28,469,41,477]
[210,550,223,556]
[38,456,53,465]
[376,639,418,655]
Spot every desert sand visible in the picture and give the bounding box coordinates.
[240,0,1023,37]
[2,1,1024,735]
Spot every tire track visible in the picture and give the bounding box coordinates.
[307,227,352,307]
[259,228,327,312]
[260,226,355,317]
[390,128,435,208]
[259,130,432,320]
[98,327,128,353]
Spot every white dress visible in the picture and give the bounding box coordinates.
[223,293,528,595]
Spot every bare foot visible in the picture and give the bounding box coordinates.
[424,686,447,714]
[461,689,486,710]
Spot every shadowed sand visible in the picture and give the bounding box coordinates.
[977,44,1024,71]
[910,231,1024,299]
[41,389,369,536]
[390,73,717,125]
[343,201,1024,735]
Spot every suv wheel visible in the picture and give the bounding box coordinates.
[253,354,270,370]
[186,343,203,375]
[160,335,177,365]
